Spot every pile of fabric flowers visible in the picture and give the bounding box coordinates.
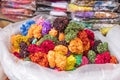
[10,17,118,71]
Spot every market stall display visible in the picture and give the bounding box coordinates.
[0,15,120,80]
[36,0,69,16]
[68,0,120,36]
[10,17,118,70]
[1,0,36,21]
[0,0,120,80]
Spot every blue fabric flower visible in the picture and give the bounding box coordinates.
[20,20,35,36]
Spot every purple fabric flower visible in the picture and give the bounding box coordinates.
[42,20,51,35]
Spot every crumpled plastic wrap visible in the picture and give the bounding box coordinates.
[0,63,7,80]
[0,16,120,80]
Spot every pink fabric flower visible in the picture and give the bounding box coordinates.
[81,56,89,65]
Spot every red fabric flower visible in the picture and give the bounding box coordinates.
[78,30,88,39]
[95,51,111,64]
[102,51,111,63]
[27,44,42,53]
[13,52,20,58]
[39,40,55,53]
[95,54,104,64]
[78,30,90,51]
[85,29,95,48]
[90,39,94,48]
[84,29,94,40]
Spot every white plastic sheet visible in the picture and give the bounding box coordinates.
[0,18,120,80]
[0,63,7,80]
[0,28,7,80]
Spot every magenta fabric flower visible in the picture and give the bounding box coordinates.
[27,44,42,53]
[95,51,111,64]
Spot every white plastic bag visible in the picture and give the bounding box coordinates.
[0,63,7,80]
[0,28,7,80]
[0,17,120,80]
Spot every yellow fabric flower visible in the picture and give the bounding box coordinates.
[11,34,29,49]
[65,55,76,70]
[54,45,68,55]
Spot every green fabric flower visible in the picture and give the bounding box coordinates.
[37,34,58,45]
[65,21,85,43]
[88,50,96,63]
[97,42,108,53]
[74,54,82,66]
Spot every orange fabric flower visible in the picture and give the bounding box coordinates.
[29,52,48,67]
[78,30,90,51]
[11,46,19,53]
[110,56,118,64]
[58,33,65,41]
[83,38,90,51]
[68,38,83,54]
[47,50,56,68]
[47,50,67,70]
[49,28,58,37]
[78,30,88,39]
[27,24,42,38]
[55,52,67,71]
